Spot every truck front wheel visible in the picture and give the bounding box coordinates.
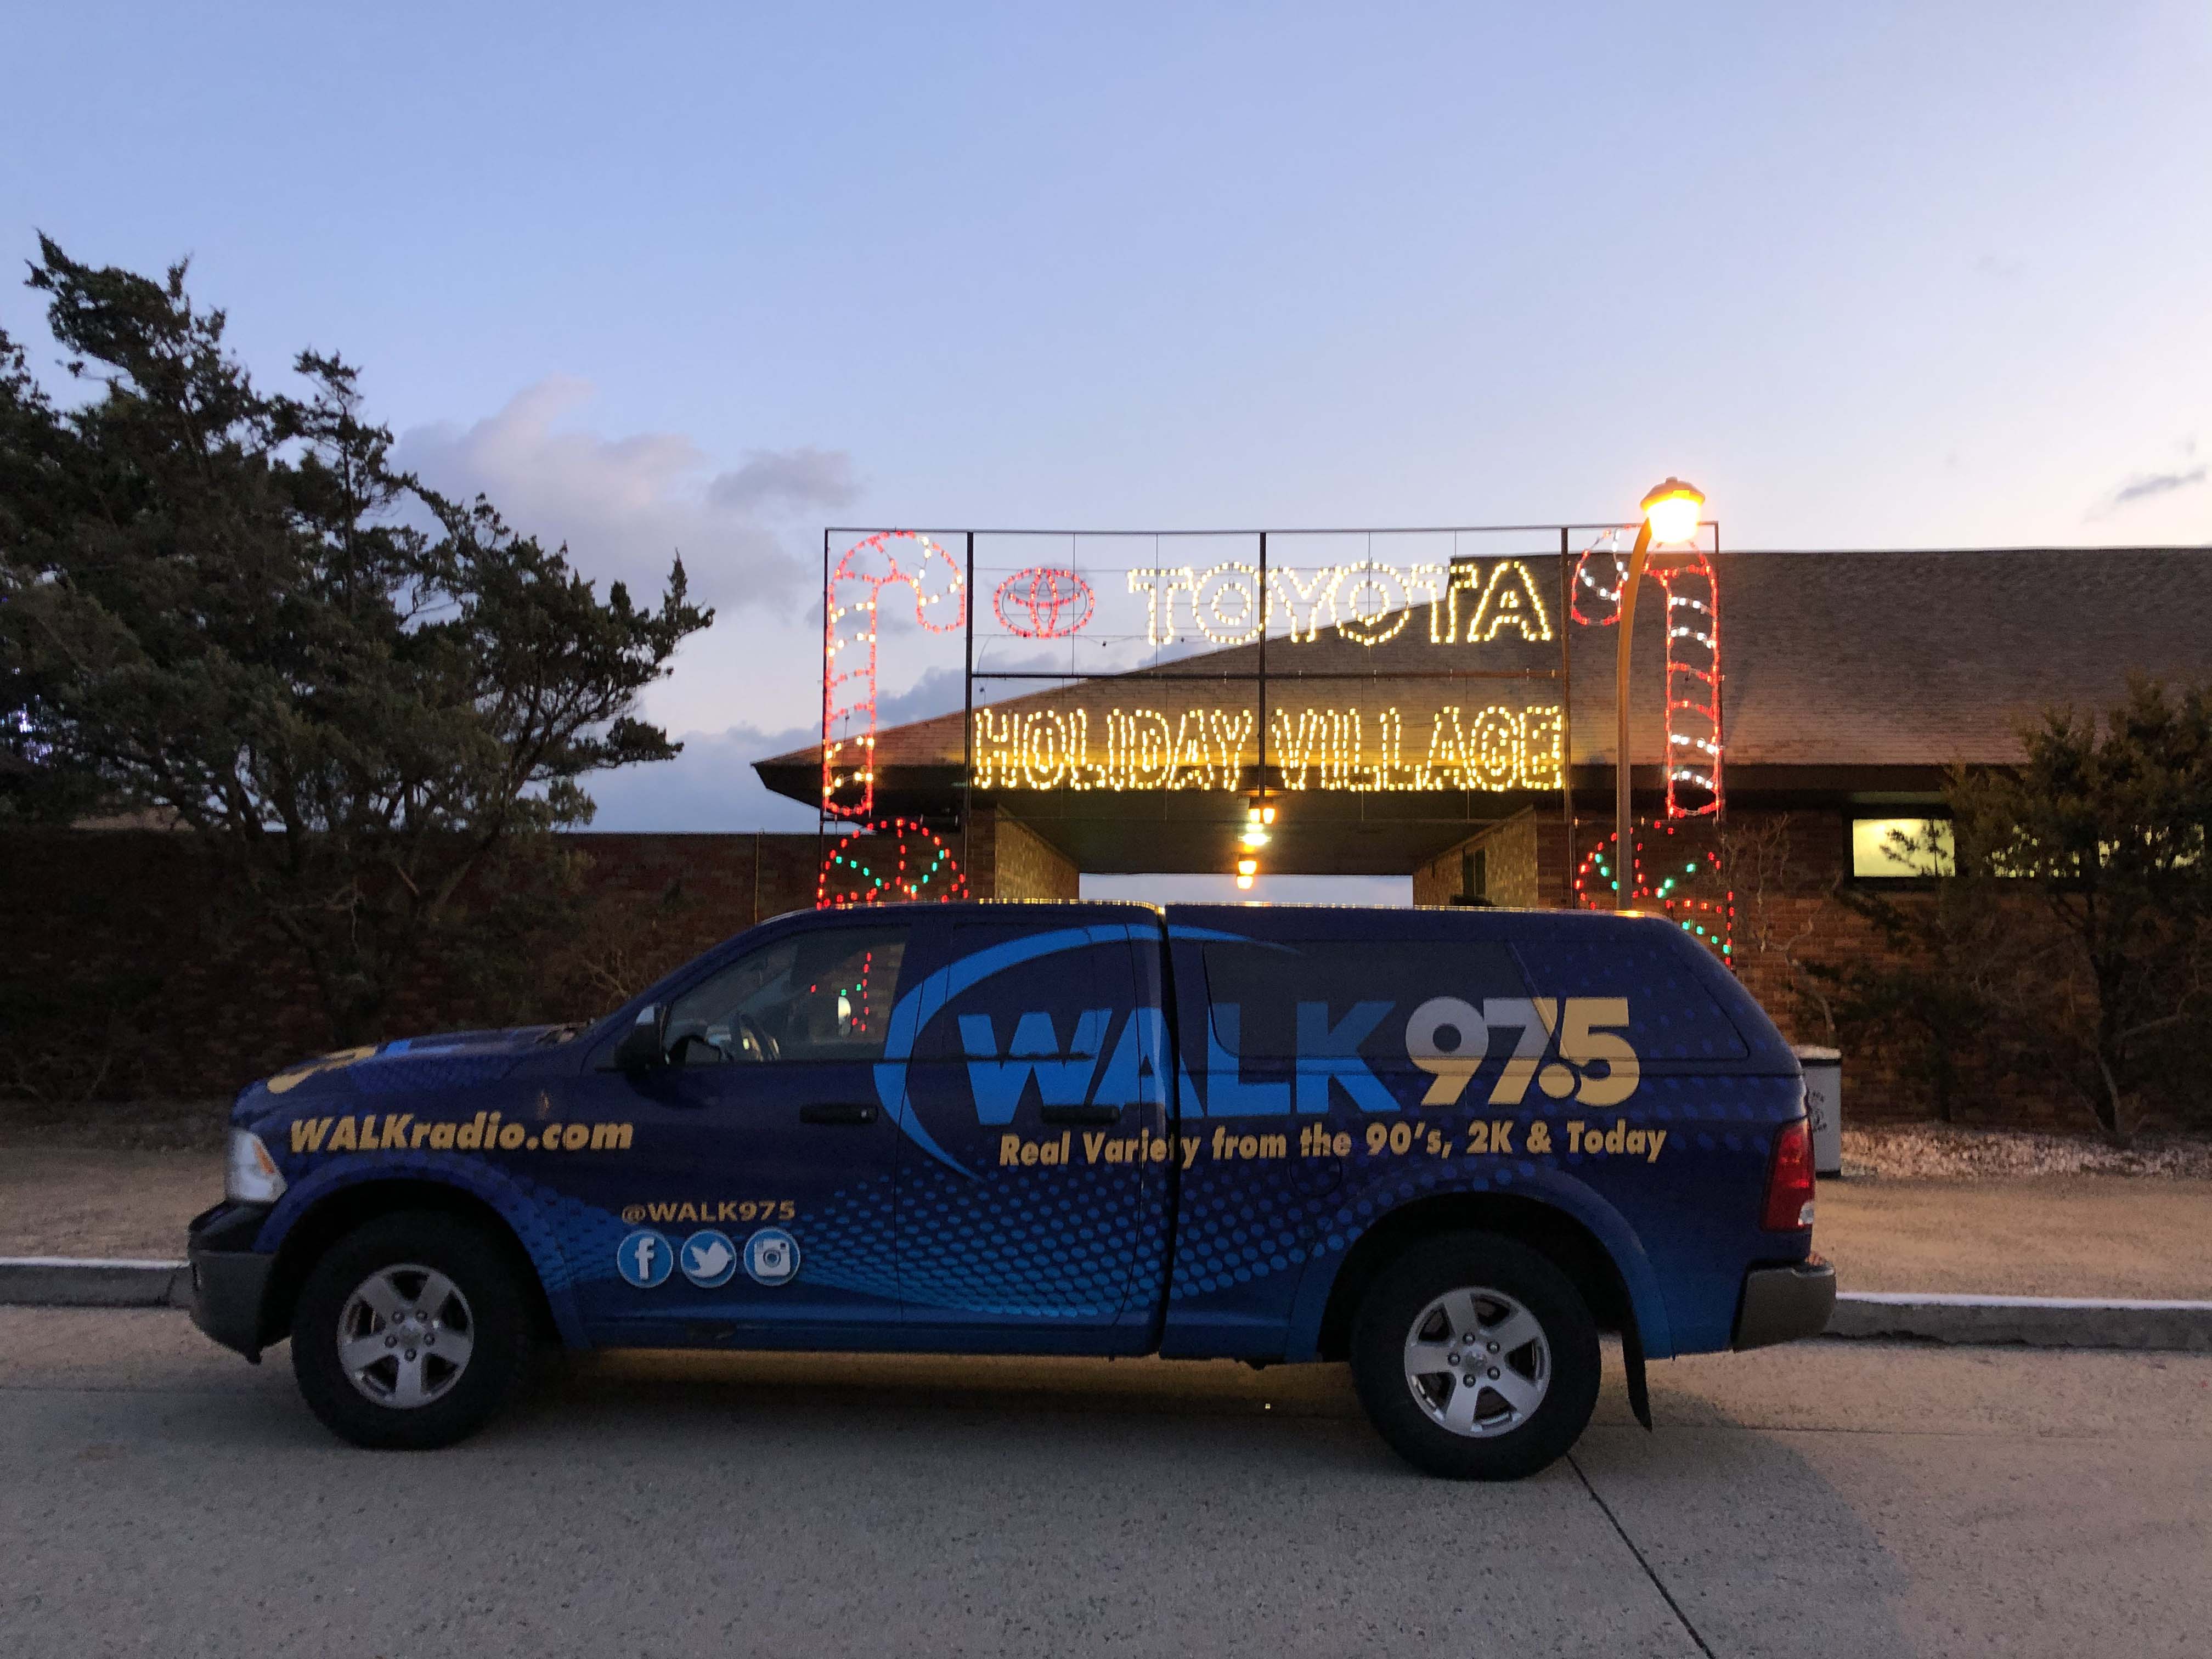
[290,1211,531,1450]
[1350,1232,1600,1480]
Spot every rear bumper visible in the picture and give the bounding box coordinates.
[1733,1256,1837,1350]
[185,1203,274,1361]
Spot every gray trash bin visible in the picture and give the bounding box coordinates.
[1793,1045,1842,1177]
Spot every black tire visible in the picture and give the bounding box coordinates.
[290,1211,531,1451]
[1348,1232,1600,1480]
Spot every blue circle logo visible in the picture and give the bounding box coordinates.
[680,1229,740,1288]
[615,1229,674,1289]
[743,1227,801,1286]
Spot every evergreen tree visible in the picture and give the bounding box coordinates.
[0,239,712,1042]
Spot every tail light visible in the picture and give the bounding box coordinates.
[1760,1119,1816,1232]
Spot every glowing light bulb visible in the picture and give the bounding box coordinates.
[1641,478,1705,546]
[1237,857,1259,877]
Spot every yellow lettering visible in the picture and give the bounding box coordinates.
[326,1116,358,1152]
[1469,558,1554,642]
[428,1122,456,1150]
[589,1122,633,1150]
[289,1118,331,1153]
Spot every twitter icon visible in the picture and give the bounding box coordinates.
[679,1229,739,1289]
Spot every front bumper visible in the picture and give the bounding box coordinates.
[185,1203,275,1361]
[1733,1256,1837,1350]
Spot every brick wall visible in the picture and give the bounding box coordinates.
[1412,812,1544,908]
[0,809,1083,1103]
[0,808,2114,1130]
[974,810,1080,901]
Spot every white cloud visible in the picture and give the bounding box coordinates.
[394,378,855,611]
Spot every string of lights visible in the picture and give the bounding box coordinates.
[1572,822,1735,959]
[1121,558,1554,650]
[819,533,971,910]
[816,818,972,909]
[970,703,1565,793]
[1568,530,1724,820]
[991,566,1094,638]
[822,531,966,823]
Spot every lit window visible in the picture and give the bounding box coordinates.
[1850,817,1955,879]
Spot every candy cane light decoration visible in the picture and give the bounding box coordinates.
[1570,527,1722,820]
[1568,514,1730,955]
[821,531,966,823]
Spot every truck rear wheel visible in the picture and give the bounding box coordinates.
[290,1211,531,1451]
[1350,1232,1600,1480]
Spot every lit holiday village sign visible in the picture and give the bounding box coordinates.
[973,553,1566,793]
[818,526,1721,882]
[970,704,1563,793]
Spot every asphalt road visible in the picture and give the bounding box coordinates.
[2,1310,2206,1658]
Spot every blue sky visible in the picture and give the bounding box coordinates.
[5,3,2209,901]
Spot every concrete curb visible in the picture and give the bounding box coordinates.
[1829,1290,2212,1353]
[0,1257,190,1309]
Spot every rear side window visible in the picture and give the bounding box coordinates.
[1200,939,1528,1063]
[1509,934,1750,1062]
[918,921,1144,1066]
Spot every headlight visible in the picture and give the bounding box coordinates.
[225,1129,287,1205]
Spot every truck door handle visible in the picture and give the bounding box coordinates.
[1040,1104,1121,1126]
[800,1102,878,1125]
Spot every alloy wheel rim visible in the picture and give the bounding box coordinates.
[335,1263,475,1410]
[1402,1285,1551,1438]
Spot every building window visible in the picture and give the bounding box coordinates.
[1849,816,1955,879]
[1455,847,1490,906]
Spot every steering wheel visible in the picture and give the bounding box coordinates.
[735,1013,780,1063]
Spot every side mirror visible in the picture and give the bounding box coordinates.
[613,1003,668,1071]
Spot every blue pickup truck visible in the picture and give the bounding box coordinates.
[187,901,1833,1479]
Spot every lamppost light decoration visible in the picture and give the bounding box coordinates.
[1640,478,1706,548]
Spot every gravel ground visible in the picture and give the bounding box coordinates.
[1842,1123,2212,1180]
[0,1097,228,1154]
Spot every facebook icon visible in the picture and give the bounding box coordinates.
[614,1229,674,1289]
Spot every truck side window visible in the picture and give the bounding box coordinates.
[664,927,910,1065]
[1201,939,1526,1059]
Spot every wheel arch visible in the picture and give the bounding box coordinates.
[253,1175,575,1351]
[1297,1190,1663,1365]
